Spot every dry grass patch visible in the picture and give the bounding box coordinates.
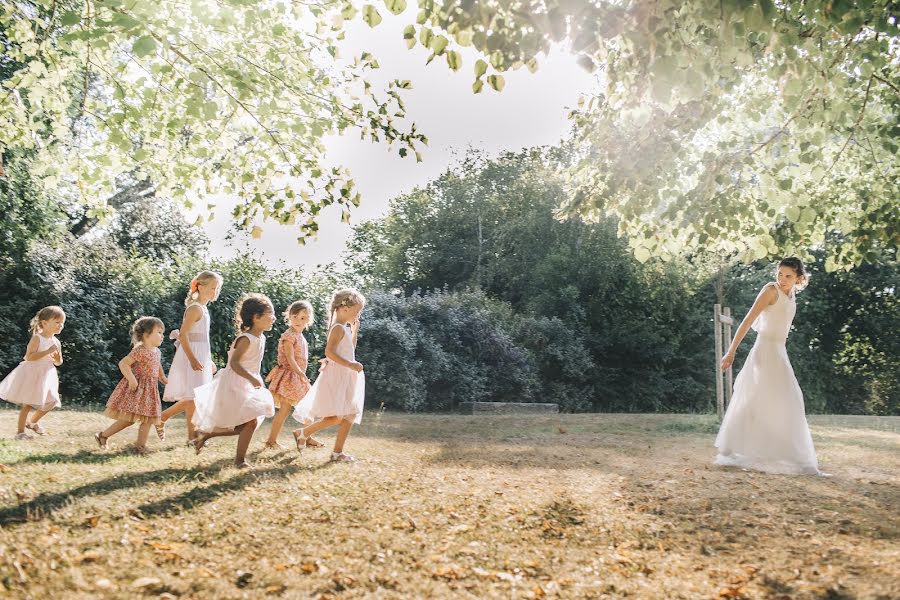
[0,408,897,599]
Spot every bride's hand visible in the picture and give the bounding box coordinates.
[720,351,735,371]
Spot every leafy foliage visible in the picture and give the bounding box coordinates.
[1,0,426,238]
[394,0,899,269]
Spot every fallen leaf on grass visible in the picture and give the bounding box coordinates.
[432,565,465,580]
[332,572,357,591]
[718,585,750,598]
[95,578,114,590]
[235,571,253,588]
[84,515,100,528]
[130,576,161,589]
[266,584,287,595]
[77,550,102,564]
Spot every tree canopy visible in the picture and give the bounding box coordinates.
[399,0,899,269]
[2,1,897,267]
[1,0,425,239]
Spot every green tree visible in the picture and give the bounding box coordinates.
[1,0,425,238]
[396,0,899,269]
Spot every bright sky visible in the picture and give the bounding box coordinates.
[202,14,597,269]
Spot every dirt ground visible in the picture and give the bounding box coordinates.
[0,409,897,599]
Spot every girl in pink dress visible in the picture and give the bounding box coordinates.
[1,306,66,439]
[192,293,276,469]
[293,288,366,463]
[263,300,322,449]
[95,317,167,454]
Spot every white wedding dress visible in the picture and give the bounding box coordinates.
[715,284,820,475]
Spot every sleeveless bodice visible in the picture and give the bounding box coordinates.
[752,285,796,343]
[331,323,355,362]
[187,304,210,362]
[36,335,58,361]
[228,333,265,375]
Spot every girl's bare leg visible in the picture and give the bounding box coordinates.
[266,395,292,446]
[28,409,51,424]
[333,418,354,454]
[192,426,243,453]
[17,406,32,434]
[235,420,259,466]
[102,420,133,440]
[297,416,341,438]
[135,422,152,451]
[184,402,197,440]
[160,399,187,422]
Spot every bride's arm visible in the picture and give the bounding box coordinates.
[721,284,778,370]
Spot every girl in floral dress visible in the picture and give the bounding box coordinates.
[264,300,322,449]
[95,317,167,454]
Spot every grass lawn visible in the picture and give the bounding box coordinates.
[0,408,897,599]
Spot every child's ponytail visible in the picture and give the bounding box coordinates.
[29,306,66,335]
[185,270,223,306]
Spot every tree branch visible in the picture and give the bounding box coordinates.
[826,76,873,175]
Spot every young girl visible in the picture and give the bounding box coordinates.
[95,317,167,454]
[292,288,366,462]
[159,271,222,443]
[716,257,822,475]
[192,293,276,468]
[263,300,323,449]
[1,306,66,439]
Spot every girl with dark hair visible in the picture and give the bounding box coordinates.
[716,257,824,475]
[191,293,276,468]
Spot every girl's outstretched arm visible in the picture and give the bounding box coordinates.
[158,364,168,385]
[229,337,263,387]
[176,305,204,371]
[24,335,56,362]
[119,354,138,391]
[721,284,779,370]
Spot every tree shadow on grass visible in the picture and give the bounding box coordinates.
[8,449,153,466]
[424,441,623,472]
[135,462,304,517]
[0,459,233,526]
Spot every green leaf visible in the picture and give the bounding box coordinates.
[132,36,157,58]
[384,0,407,16]
[778,178,793,191]
[403,24,416,48]
[61,11,81,26]
[634,246,651,263]
[446,51,462,71]
[474,59,488,79]
[455,29,473,47]
[428,34,448,55]
[362,5,382,27]
[785,206,800,222]
[487,74,505,92]
[111,12,141,30]
[472,79,483,94]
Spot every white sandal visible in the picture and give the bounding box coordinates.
[25,421,45,435]
[330,452,355,463]
[292,427,307,453]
